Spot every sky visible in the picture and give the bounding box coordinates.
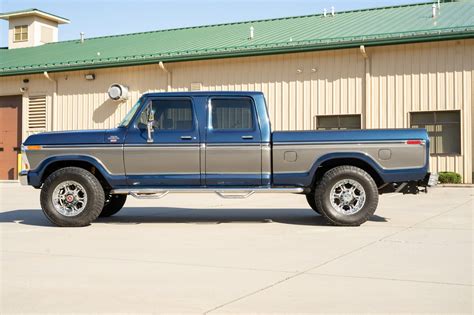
[0,0,425,47]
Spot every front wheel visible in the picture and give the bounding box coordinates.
[314,165,379,226]
[40,167,105,227]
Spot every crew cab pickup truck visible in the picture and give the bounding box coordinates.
[20,92,437,227]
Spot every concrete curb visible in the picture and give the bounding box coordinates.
[436,184,474,188]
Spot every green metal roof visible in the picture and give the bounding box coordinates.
[1,1,473,76]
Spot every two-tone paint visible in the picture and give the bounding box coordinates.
[21,91,430,190]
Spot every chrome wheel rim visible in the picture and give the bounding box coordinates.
[330,179,366,215]
[52,181,88,217]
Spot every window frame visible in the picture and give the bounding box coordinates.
[134,97,196,133]
[315,114,362,130]
[409,110,462,156]
[13,25,28,42]
[208,96,258,132]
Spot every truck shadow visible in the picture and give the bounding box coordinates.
[0,207,387,227]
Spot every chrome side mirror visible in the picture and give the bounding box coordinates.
[146,106,154,143]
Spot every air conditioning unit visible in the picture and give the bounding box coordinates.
[108,83,129,101]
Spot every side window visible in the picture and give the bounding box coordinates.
[211,98,254,130]
[140,99,194,131]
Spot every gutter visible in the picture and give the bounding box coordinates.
[43,71,57,131]
[1,31,474,77]
[359,45,370,129]
[158,61,172,92]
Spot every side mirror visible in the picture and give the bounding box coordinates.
[146,106,154,143]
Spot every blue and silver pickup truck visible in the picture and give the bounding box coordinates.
[20,92,437,227]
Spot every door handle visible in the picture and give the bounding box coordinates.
[241,135,254,140]
[180,136,193,140]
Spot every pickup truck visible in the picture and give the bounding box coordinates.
[20,91,437,227]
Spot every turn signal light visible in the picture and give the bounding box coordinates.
[25,145,42,150]
[406,140,423,145]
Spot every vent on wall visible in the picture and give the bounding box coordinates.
[190,82,202,91]
[28,95,47,129]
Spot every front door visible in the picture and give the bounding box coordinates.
[0,95,22,180]
[205,97,262,186]
[124,97,201,186]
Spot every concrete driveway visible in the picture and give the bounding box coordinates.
[0,183,472,313]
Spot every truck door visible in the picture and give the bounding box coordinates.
[124,97,201,186]
[205,97,262,186]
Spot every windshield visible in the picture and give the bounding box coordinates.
[118,99,142,127]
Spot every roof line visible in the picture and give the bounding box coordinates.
[0,8,70,23]
[1,28,472,77]
[41,1,436,45]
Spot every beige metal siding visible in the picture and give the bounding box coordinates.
[0,39,472,182]
[369,40,473,183]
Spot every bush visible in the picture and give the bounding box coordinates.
[438,172,462,184]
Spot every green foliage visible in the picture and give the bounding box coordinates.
[438,172,462,184]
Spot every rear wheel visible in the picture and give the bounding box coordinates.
[40,167,104,227]
[305,192,320,214]
[314,165,379,226]
[99,194,127,217]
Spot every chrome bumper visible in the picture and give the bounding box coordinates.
[19,170,29,186]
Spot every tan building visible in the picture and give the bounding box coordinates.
[0,3,473,182]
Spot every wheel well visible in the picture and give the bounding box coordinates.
[312,158,384,188]
[41,161,111,190]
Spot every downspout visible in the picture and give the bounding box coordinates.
[43,71,57,131]
[359,45,370,129]
[158,61,172,92]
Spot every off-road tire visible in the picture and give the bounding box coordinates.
[99,194,127,217]
[40,167,105,227]
[314,165,379,226]
[305,192,321,214]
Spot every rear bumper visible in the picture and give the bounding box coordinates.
[19,170,29,186]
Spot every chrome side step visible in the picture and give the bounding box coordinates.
[111,187,306,200]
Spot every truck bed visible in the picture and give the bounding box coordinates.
[271,128,429,187]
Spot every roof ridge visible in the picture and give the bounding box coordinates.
[42,1,437,45]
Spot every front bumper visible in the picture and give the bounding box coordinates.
[19,170,29,186]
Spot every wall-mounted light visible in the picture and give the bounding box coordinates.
[85,74,95,80]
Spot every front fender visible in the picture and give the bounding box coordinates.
[28,155,126,188]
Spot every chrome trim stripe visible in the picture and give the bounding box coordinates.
[125,143,200,147]
[126,172,271,176]
[273,140,425,146]
[206,143,261,147]
[41,145,122,149]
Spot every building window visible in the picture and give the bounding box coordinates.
[211,98,254,130]
[14,25,28,42]
[410,111,461,155]
[316,114,361,130]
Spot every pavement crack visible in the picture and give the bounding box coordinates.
[2,249,295,275]
[308,272,473,287]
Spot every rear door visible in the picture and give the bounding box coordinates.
[124,97,201,186]
[205,97,262,186]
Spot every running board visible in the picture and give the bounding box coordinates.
[110,187,306,200]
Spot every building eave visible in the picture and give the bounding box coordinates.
[1,31,473,77]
